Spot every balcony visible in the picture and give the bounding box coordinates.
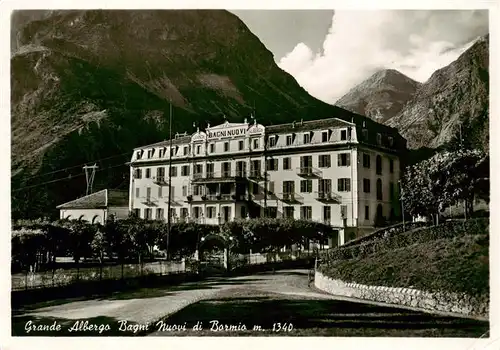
[140,197,158,206]
[315,191,342,203]
[247,170,266,181]
[188,193,248,202]
[153,176,168,186]
[296,167,322,178]
[191,171,248,183]
[163,196,182,206]
[278,192,304,204]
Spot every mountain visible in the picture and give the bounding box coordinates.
[386,35,489,152]
[11,10,399,220]
[335,69,421,123]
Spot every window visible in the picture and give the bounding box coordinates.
[135,188,140,198]
[156,208,164,221]
[318,154,331,168]
[341,129,347,140]
[390,182,395,200]
[133,208,140,217]
[323,206,331,222]
[365,205,370,220]
[134,168,142,179]
[266,159,278,171]
[206,163,213,177]
[183,146,189,156]
[300,206,312,220]
[300,155,312,170]
[340,205,348,218]
[318,179,332,194]
[240,206,247,219]
[210,143,215,153]
[236,161,246,176]
[182,185,187,197]
[363,178,371,193]
[283,181,295,194]
[169,186,175,199]
[363,153,371,168]
[338,178,351,192]
[283,157,291,170]
[322,131,329,142]
[146,187,151,200]
[147,149,153,158]
[303,133,311,144]
[376,133,382,145]
[181,208,189,218]
[250,160,261,175]
[169,166,178,177]
[362,129,368,140]
[300,180,313,193]
[269,136,277,147]
[170,147,176,157]
[145,168,151,178]
[376,179,383,200]
[207,206,216,219]
[181,165,190,176]
[193,207,201,218]
[286,135,293,146]
[389,159,394,173]
[338,153,351,166]
[156,167,165,180]
[238,140,244,150]
[284,207,295,219]
[193,185,203,196]
[266,207,278,218]
[196,145,201,154]
[252,183,260,195]
[136,151,143,160]
[222,162,231,177]
[159,148,165,158]
[376,155,382,175]
[388,136,394,147]
[253,138,259,149]
[224,142,229,152]
[169,208,176,218]
[145,208,153,220]
[158,187,163,198]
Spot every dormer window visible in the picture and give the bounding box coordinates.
[322,131,329,142]
[341,129,347,141]
[170,147,176,157]
[183,146,189,156]
[286,135,293,146]
[196,145,201,155]
[388,136,394,147]
[137,151,143,160]
[147,149,153,158]
[376,133,382,145]
[303,132,311,144]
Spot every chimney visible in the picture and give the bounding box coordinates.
[292,121,296,128]
[300,119,304,126]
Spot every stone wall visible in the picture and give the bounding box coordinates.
[315,271,488,319]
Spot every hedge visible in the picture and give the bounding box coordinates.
[320,218,489,263]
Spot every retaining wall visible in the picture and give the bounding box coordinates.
[315,271,489,319]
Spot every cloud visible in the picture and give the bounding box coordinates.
[278,10,488,104]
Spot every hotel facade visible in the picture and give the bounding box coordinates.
[128,117,406,247]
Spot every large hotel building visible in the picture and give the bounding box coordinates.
[128,116,406,247]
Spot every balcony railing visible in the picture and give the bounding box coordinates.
[248,170,266,180]
[153,176,168,186]
[191,171,248,183]
[278,192,304,203]
[315,191,342,203]
[188,193,248,202]
[140,197,158,206]
[296,166,322,178]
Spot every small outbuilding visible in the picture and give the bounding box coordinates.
[56,189,129,224]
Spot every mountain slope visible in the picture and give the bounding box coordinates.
[11,9,386,220]
[386,36,489,151]
[335,69,421,123]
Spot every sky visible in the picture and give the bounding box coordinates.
[232,10,489,104]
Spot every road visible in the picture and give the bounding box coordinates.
[12,269,488,337]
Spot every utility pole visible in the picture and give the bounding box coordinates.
[166,103,173,260]
[83,164,98,195]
